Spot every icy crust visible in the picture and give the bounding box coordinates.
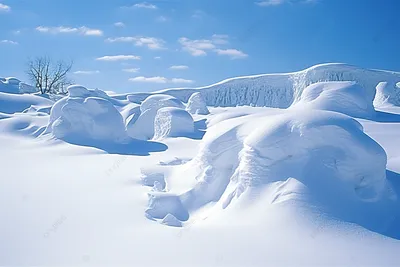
[127,94,186,140]
[153,107,194,140]
[44,85,127,142]
[155,63,400,108]
[186,92,209,115]
[293,81,376,118]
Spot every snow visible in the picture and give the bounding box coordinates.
[153,107,194,140]
[43,85,128,143]
[156,63,400,108]
[127,94,186,140]
[0,77,37,94]
[374,81,400,107]
[186,92,210,115]
[293,81,376,118]
[1,63,400,266]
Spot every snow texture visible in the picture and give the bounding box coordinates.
[154,63,400,108]
[293,81,376,118]
[153,107,194,140]
[44,85,127,142]
[127,94,185,140]
[374,81,400,107]
[186,92,210,115]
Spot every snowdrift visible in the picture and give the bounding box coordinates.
[127,94,187,140]
[0,91,54,114]
[186,92,209,115]
[152,63,400,108]
[153,107,194,140]
[145,109,393,227]
[293,81,376,118]
[373,81,400,107]
[44,85,128,143]
[0,77,37,94]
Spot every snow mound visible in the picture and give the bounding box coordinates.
[151,109,391,225]
[0,77,37,94]
[225,111,387,203]
[67,85,110,99]
[293,81,375,118]
[153,107,194,140]
[127,94,185,140]
[140,94,185,113]
[186,92,209,115]
[45,92,127,142]
[373,82,400,107]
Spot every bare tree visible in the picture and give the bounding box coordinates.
[26,57,73,94]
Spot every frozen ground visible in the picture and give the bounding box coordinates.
[1,64,400,266]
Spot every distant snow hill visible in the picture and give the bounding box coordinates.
[121,63,400,109]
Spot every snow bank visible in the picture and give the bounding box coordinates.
[293,81,376,118]
[45,85,127,142]
[148,109,390,223]
[0,92,54,114]
[151,63,400,108]
[153,107,194,140]
[186,92,209,115]
[225,111,387,203]
[373,82,400,107]
[0,77,37,94]
[127,94,185,140]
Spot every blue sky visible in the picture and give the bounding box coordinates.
[0,0,399,93]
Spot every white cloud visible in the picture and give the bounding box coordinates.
[106,36,165,50]
[114,22,125,27]
[129,76,167,83]
[212,34,229,45]
[0,40,18,45]
[169,65,189,70]
[36,26,103,36]
[73,70,100,75]
[0,3,10,12]
[129,76,194,84]
[169,78,194,84]
[123,68,140,73]
[215,49,248,59]
[154,56,161,60]
[178,37,216,56]
[256,0,285,6]
[96,55,141,61]
[157,16,168,22]
[133,2,157,9]
[12,30,21,35]
[256,0,317,6]
[179,35,247,59]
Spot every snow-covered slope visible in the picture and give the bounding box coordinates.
[2,63,400,266]
[154,63,400,108]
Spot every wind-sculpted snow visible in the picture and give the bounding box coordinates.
[186,92,210,115]
[154,63,400,108]
[293,81,376,118]
[145,109,395,231]
[374,82,400,107]
[127,94,186,140]
[43,85,128,143]
[0,77,37,94]
[153,107,194,140]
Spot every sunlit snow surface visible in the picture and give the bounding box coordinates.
[1,64,400,266]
